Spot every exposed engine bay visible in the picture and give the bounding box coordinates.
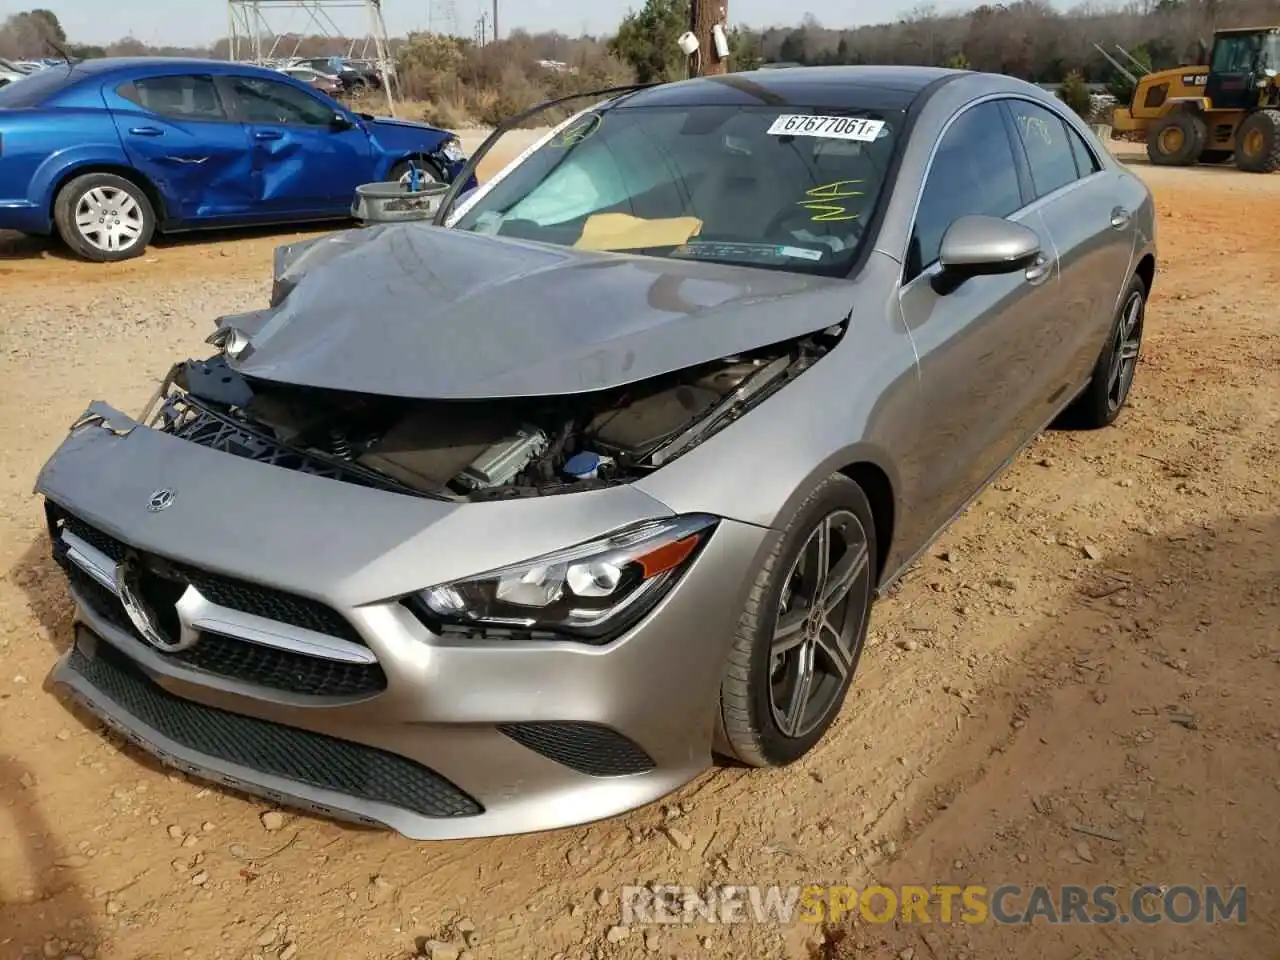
[146,325,842,501]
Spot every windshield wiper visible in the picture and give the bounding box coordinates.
[432,82,659,227]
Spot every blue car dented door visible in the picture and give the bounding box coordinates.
[102,73,258,220]
[218,74,372,216]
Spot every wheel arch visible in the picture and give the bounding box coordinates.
[1134,252,1156,294]
[836,461,895,585]
[387,152,444,180]
[51,164,168,226]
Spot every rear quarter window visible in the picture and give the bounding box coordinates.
[0,67,77,108]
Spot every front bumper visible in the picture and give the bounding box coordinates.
[39,404,768,839]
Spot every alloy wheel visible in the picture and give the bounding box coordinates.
[74,186,145,254]
[1107,290,1144,413]
[769,509,872,739]
[398,165,439,187]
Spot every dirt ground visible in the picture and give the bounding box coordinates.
[0,138,1276,960]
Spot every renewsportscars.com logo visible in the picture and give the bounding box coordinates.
[619,883,1248,926]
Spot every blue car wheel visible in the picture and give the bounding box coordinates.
[54,172,156,262]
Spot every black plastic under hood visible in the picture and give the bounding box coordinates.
[226,223,854,399]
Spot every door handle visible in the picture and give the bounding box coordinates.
[129,126,163,137]
[1024,256,1052,285]
[1110,207,1131,229]
[254,130,283,141]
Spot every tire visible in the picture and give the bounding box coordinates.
[1059,272,1147,429]
[388,157,443,186]
[1146,112,1206,166]
[718,474,878,768]
[1198,149,1234,164]
[1235,109,1280,173]
[53,172,155,262]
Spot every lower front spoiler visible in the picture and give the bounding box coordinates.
[52,626,702,840]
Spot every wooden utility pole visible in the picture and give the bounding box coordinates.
[688,0,727,77]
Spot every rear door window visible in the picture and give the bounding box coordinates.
[1007,100,1081,199]
[118,75,227,121]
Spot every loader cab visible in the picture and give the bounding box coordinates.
[1206,28,1280,110]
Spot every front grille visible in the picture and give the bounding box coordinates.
[170,633,386,698]
[498,721,655,777]
[49,504,384,698]
[166,562,366,647]
[67,638,481,819]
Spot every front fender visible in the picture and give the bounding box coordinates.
[368,124,450,175]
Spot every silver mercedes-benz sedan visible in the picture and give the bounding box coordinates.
[35,66,1155,840]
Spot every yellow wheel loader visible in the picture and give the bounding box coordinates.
[1112,25,1280,172]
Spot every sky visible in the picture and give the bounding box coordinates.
[28,0,999,50]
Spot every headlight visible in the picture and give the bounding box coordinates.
[414,514,718,641]
[439,136,465,163]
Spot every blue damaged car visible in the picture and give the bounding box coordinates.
[0,57,474,261]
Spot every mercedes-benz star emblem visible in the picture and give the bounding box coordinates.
[147,488,176,512]
[114,555,181,651]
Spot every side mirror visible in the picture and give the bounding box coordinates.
[330,112,354,131]
[934,215,1041,293]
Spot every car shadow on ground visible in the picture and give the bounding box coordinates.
[0,220,346,263]
[814,510,1279,959]
[0,755,101,957]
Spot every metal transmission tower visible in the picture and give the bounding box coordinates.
[227,0,400,114]
[427,0,457,36]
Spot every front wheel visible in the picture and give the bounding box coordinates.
[717,474,877,768]
[53,172,155,262]
[1146,112,1206,166]
[388,157,443,187]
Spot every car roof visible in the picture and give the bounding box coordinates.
[619,65,965,112]
[59,57,288,81]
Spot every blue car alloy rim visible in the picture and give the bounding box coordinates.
[769,509,872,739]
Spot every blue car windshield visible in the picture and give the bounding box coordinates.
[0,65,75,107]
[450,102,902,276]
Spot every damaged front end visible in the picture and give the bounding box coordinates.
[145,320,844,503]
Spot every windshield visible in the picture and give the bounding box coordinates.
[451,102,902,276]
[1212,32,1280,73]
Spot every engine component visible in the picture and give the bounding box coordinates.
[587,386,720,459]
[454,426,549,491]
[563,451,615,480]
[651,354,792,466]
[329,429,354,461]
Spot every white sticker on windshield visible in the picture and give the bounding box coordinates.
[767,114,885,142]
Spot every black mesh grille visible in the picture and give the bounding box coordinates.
[170,634,386,698]
[165,562,366,647]
[67,639,480,818]
[498,722,655,777]
[49,505,381,698]
[60,512,128,563]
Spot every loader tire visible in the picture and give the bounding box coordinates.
[1236,109,1280,173]
[1147,112,1206,166]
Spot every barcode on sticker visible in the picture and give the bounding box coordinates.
[767,115,886,142]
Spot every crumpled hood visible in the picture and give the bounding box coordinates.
[367,116,448,137]
[227,223,853,399]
